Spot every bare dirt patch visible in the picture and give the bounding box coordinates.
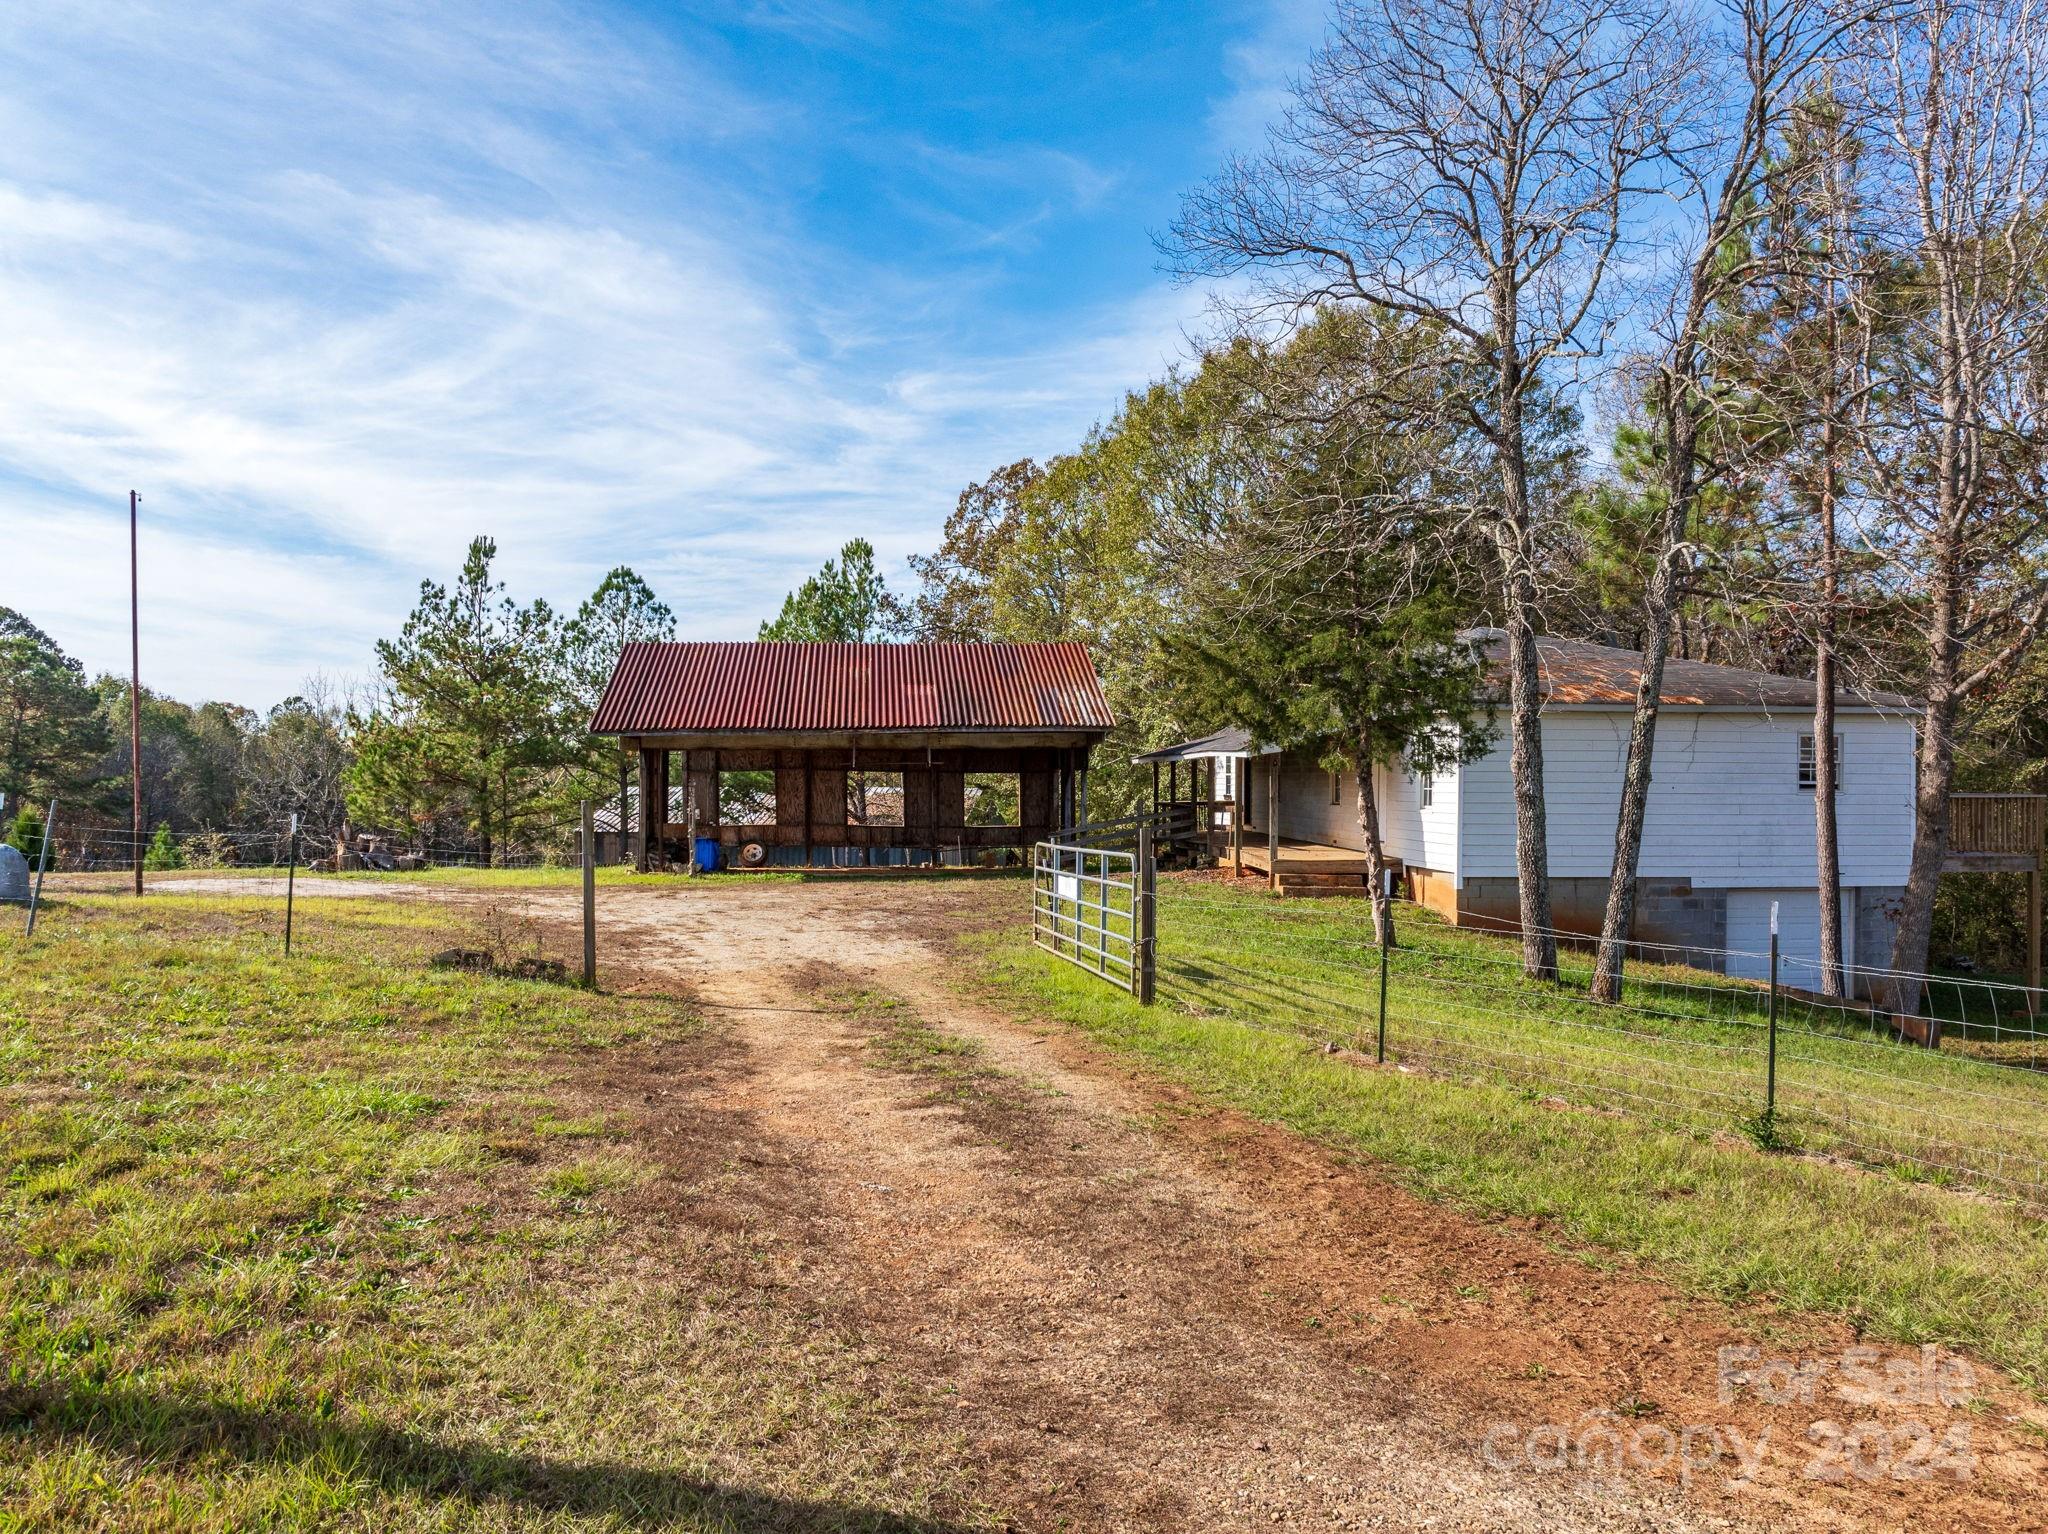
[159,873,2048,1530]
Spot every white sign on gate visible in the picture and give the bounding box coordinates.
[1055,871,1079,905]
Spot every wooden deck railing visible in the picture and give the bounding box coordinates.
[1948,793,2047,858]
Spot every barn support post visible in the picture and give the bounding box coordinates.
[1151,761,1160,823]
[635,746,655,872]
[1266,763,1280,894]
[673,749,690,875]
[802,748,813,869]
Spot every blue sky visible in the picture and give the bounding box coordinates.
[1,0,1325,705]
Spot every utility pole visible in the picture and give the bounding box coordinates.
[129,490,144,896]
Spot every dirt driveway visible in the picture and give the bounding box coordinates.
[173,874,2048,1530]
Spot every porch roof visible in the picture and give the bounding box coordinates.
[1131,727,1279,764]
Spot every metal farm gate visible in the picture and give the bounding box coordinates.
[1031,835,1156,1001]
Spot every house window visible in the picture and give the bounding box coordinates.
[1798,734,1843,791]
[1216,756,1236,802]
[1418,769,1435,809]
[1330,769,1342,805]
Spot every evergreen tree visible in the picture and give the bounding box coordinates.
[6,804,46,868]
[759,540,905,642]
[566,567,675,854]
[0,606,110,810]
[347,537,580,865]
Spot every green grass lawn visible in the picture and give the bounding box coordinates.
[0,894,992,1532]
[973,877,2048,1394]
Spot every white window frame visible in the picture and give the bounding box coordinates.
[1798,733,1843,791]
[1418,768,1435,809]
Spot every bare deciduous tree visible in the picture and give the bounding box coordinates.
[1590,0,1853,1002]
[1846,0,2048,1002]
[1168,0,1696,979]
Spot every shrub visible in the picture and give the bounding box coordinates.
[142,824,184,871]
[5,806,46,868]
[183,830,237,869]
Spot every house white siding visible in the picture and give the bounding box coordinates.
[1248,751,1461,875]
[1455,710,1915,888]
[1376,756,1460,875]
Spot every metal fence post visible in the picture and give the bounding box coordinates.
[1136,825,1156,1005]
[282,812,299,955]
[24,798,55,938]
[581,797,597,987]
[1764,902,1780,1133]
[1376,868,1391,1064]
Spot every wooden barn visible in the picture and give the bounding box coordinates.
[590,641,1114,870]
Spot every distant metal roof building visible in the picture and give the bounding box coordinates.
[591,641,1116,736]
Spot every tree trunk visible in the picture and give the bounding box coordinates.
[1590,537,1683,999]
[1591,372,1703,1002]
[1505,608,1558,980]
[1352,732,1395,948]
[476,778,493,869]
[1492,355,1559,982]
[1889,571,1961,1016]
[1814,640,1842,994]
[1813,407,1844,996]
[1589,609,1672,1002]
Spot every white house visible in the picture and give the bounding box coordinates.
[1142,635,1918,989]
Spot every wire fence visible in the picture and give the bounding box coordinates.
[6,816,603,978]
[40,822,573,875]
[1150,881,2048,1214]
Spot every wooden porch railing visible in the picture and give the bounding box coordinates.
[1948,793,2047,859]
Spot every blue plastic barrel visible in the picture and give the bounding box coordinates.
[694,836,721,872]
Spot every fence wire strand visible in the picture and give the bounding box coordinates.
[1144,881,2048,1214]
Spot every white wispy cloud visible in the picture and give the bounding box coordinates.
[0,0,1220,706]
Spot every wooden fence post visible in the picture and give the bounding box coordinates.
[1267,763,1280,894]
[581,797,597,987]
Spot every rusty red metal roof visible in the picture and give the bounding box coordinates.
[591,641,1116,735]
[1463,630,1916,711]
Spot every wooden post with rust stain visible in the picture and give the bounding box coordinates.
[1230,759,1244,876]
[1267,761,1280,894]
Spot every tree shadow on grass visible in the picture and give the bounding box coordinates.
[2,1382,984,1532]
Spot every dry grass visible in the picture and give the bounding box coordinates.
[0,894,999,1532]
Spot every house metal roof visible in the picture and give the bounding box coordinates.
[1131,727,1279,763]
[1463,631,1917,712]
[591,641,1116,736]
[1139,635,1916,763]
